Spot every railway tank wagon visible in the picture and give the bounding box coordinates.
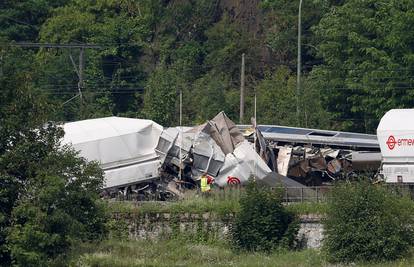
[377,109,414,183]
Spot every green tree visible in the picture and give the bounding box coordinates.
[0,46,106,266]
[141,66,181,126]
[261,0,333,67]
[231,180,298,252]
[0,0,338,127]
[324,181,414,263]
[37,0,163,120]
[204,16,249,77]
[311,0,414,132]
[0,0,69,41]
[256,67,297,126]
[7,143,106,267]
[255,67,329,128]
[192,72,230,122]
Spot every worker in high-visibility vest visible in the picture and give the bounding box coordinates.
[200,174,211,193]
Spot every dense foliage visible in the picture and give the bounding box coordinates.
[0,46,107,266]
[2,0,413,131]
[4,0,414,264]
[1,0,414,132]
[231,181,298,252]
[311,0,414,132]
[324,181,414,263]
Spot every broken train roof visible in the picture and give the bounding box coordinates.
[239,124,379,150]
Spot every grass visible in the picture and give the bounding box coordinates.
[285,202,328,215]
[70,239,323,267]
[70,239,414,267]
[107,190,240,217]
[107,188,328,217]
[86,186,414,266]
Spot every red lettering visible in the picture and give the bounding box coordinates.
[386,135,414,149]
[403,139,408,146]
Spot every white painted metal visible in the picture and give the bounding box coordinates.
[62,116,163,189]
[377,109,414,162]
[214,141,272,187]
[377,109,414,183]
[382,164,414,183]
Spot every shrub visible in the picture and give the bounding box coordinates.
[324,180,414,263]
[231,180,298,252]
[3,134,108,267]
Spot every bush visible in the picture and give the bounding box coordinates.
[1,124,107,267]
[324,180,414,263]
[231,180,298,252]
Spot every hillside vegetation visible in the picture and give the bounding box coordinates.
[2,0,414,132]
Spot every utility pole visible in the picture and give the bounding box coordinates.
[178,89,183,182]
[253,91,257,179]
[297,0,303,126]
[0,53,3,78]
[240,53,245,124]
[69,47,85,109]
[78,47,84,102]
[4,42,102,106]
[77,47,85,117]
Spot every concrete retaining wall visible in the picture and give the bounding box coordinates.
[112,212,324,249]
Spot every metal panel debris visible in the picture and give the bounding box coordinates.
[63,111,382,200]
[155,112,272,191]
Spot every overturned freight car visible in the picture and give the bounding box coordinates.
[62,117,172,199]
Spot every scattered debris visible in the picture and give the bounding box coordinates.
[242,125,381,186]
[247,139,380,186]
[62,112,382,200]
[156,112,272,192]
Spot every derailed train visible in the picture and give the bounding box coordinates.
[62,112,382,199]
[62,113,273,199]
[62,117,170,199]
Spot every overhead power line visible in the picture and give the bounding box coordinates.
[42,90,144,95]
[2,42,105,111]
[0,15,39,29]
[2,42,102,49]
[0,41,146,48]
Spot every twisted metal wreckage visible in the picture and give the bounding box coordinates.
[62,112,381,199]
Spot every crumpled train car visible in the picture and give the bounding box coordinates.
[62,117,163,192]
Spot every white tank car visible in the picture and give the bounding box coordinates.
[62,116,163,190]
[377,109,414,183]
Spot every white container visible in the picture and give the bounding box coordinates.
[377,109,414,183]
[63,117,163,189]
